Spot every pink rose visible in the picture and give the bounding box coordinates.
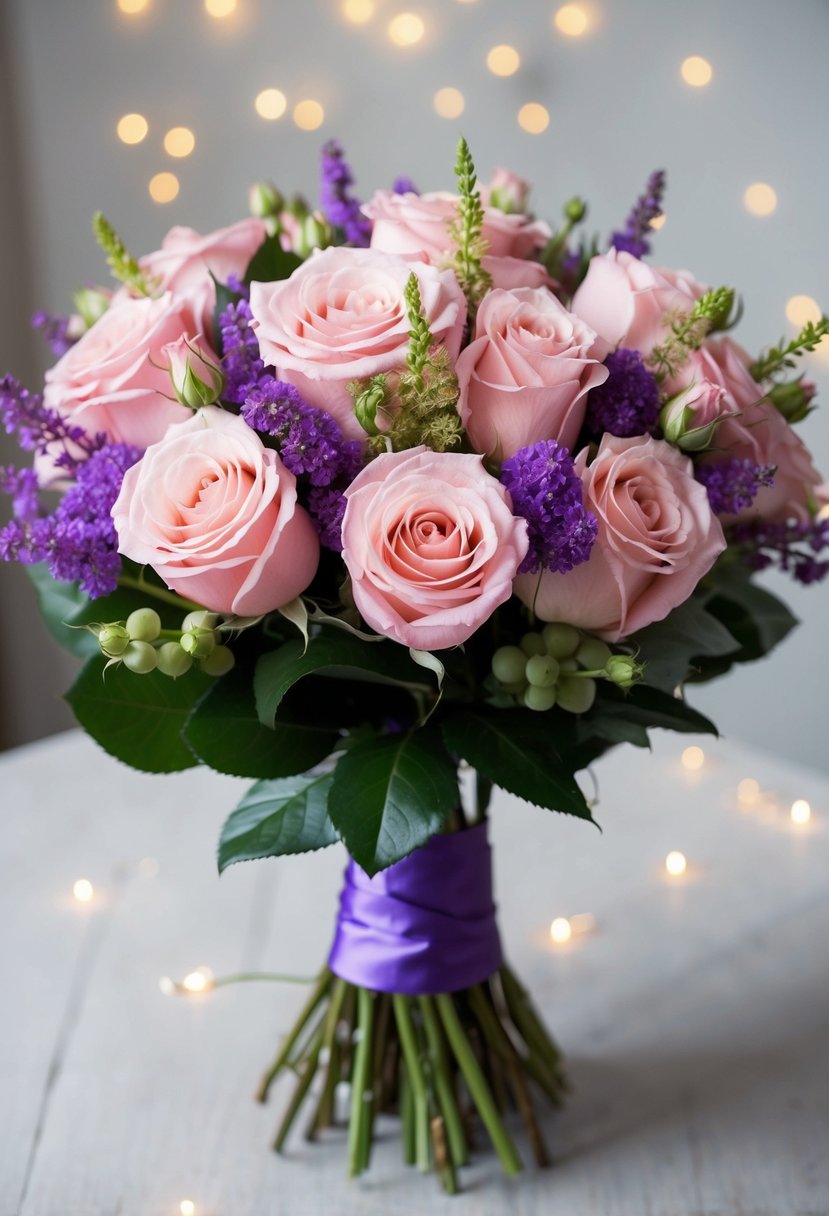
[141,217,268,328]
[661,378,728,450]
[112,407,319,616]
[483,168,531,215]
[571,249,701,355]
[248,246,466,442]
[364,189,550,262]
[515,434,725,640]
[42,292,201,454]
[455,287,608,461]
[482,255,554,292]
[341,446,528,649]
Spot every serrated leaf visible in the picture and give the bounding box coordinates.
[244,234,302,286]
[632,599,739,693]
[702,567,798,660]
[66,657,212,773]
[584,685,718,740]
[327,729,458,875]
[441,709,593,822]
[218,773,338,871]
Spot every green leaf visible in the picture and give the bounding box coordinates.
[441,709,594,821]
[218,773,338,872]
[66,657,212,773]
[24,565,166,659]
[254,633,430,728]
[244,234,302,285]
[701,566,798,660]
[327,729,458,875]
[585,685,718,740]
[183,664,338,778]
[632,599,739,693]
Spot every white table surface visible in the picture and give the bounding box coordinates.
[1,727,828,1216]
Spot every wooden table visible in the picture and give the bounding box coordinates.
[2,728,828,1215]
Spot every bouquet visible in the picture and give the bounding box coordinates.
[3,138,828,1193]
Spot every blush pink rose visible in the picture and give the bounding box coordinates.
[42,292,202,455]
[141,218,268,328]
[571,249,702,355]
[514,434,726,641]
[455,287,609,461]
[482,255,554,292]
[112,406,319,616]
[364,189,550,262]
[340,446,528,650]
[248,246,466,442]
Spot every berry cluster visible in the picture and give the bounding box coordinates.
[491,624,640,714]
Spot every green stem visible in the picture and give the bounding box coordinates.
[348,988,376,1177]
[393,994,431,1171]
[307,976,348,1137]
[434,993,523,1177]
[400,1064,416,1166]
[418,996,469,1168]
[475,774,493,824]
[272,1017,326,1152]
[256,968,332,1103]
[117,573,202,612]
[212,971,316,989]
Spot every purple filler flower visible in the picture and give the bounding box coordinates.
[219,298,264,404]
[501,440,597,575]
[730,515,829,585]
[392,176,418,196]
[32,310,77,357]
[1,374,105,475]
[320,140,372,248]
[586,348,661,438]
[696,458,776,516]
[609,170,666,260]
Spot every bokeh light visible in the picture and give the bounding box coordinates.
[786,295,821,327]
[116,0,150,13]
[148,172,180,203]
[517,103,549,134]
[204,0,236,17]
[681,56,713,87]
[163,127,195,158]
[486,45,521,76]
[681,746,705,771]
[743,182,777,216]
[116,113,148,145]
[343,0,374,20]
[433,87,465,119]
[255,89,287,120]
[665,850,687,877]
[73,878,94,903]
[388,12,425,46]
[554,5,589,36]
[790,799,812,825]
[293,99,325,130]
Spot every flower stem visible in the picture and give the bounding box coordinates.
[348,987,376,1176]
[117,573,202,612]
[392,994,431,1171]
[257,968,332,1103]
[418,995,469,1167]
[272,1015,326,1152]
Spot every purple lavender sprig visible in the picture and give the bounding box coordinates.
[730,515,829,585]
[218,298,264,404]
[586,349,661,438]
[609,170,666,260]
[696,458,776,516]
[32,311,77,357]
[392,176,418,196]
[1,374,106,475]
[320,140,372,248]
[501,440,597,575]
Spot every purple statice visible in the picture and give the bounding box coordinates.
[224,273,250,300]
[696,458,776,516]
[392,176,418,196]
[1,374,105,475]
[32,310,77,357]
[586,349,661,438]
[609,170,666,260]
[219,298,264,404]
[306,484,348,551]
[0,466,40,522]
[730,515,829,585]
[501,440,597,575]
[319,140,372,248]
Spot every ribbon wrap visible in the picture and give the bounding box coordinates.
[327,822,502,996]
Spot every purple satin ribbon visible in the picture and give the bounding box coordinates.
[327,823,502,996]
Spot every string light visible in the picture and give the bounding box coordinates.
[790,799,812,825]
[116,113,148,145]
[73,878,94,903]
[181,966,214,994]
[517,103,549,134]
[204,0,236,17]
[549,916,572,943]
[681,56,713,87]
[163,127,195,158]
[681,745,705,771]
[553,4,589,36]
[650,213,667,230]
[486,45,521,76]
[433,87,465,119]
[179,1202,196,1216]
[743,183,777,217]
[387,12,425,46]
[342,0,374,21]
[117,0,149,12]
[149,172,180,203]
[254,88,287,121]
[293,100,325,131]
[786,295,821,327]
[159,976,176,996]
[737,777,761,807]
[665,850,687,877]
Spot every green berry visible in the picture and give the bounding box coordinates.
[559,657,579,673]
[98,623,130,658]
[122,641,158,675]
[525,654,560,688]
[200,645,235,677]
[181,628,216,658]
[606,654,642,688]
[155,642,193,679]
[126,607,161,642]
[575,637,612,671]
[523,684,557,712]
[492,645,528,685]
[541,622,581,658]
[556,676,596,714]
[181,610,220,633]
[519,632,547,658]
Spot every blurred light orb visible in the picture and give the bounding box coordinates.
[650,213,667,230]
[182,966,214,993]
[517,103,549,134]
[343,0,374,20]
[179,1202,196,1216]
[149,172,180,204]
[433,87,465,119]
[204,0,236,16]
[164,127,195,158]
[743,182,777,216]
[791,799,812,825]
[117,0,149,13]
[388,12,425,46]
[255,88,287,120]
[116,113,148,145]
[737,777,760,807]
[73,878,94,903]
[554,4,589,36]
[681,55,713,87]
[681,745,705,771]
[293,100,325,130]
[549,916,572,943]
[786,295,821,327]
[486,45,521,76]
[665,850,687,877]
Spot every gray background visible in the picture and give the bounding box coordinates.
[0,0,827,767]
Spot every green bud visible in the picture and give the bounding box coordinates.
[166,337,225,409]
[122,640,158,674]
[352,375,388,437]
[605,654,643,689]
[284,192,311,220]
[200,645,235,677]
[575,637,612,671]
[523,684,557,712]
[525,654,560,689]
[294,212,333,258]
[541,622,581,658]
[181,611,220,632]
[98,623,130,658]
[155,642,193,678]
[767,377,816,424]
[519,632,547,658]
[180,628,216,659]
[492,645,528,686]
[556,676,596,714]
[126,607,161,642]
[564,196,587,224]
[73,286,110,329]
[248,180,284,218]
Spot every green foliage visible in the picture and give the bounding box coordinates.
[577,684,718,753]
[217,773,338,871]
[447,137,492,317]
[91,212,156,296]
[689,564,799,680]
[327,727,458,874]
[631,598,739,693]
[243,233,302,285]
[648,287,737,380]
[749,316,829,384]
